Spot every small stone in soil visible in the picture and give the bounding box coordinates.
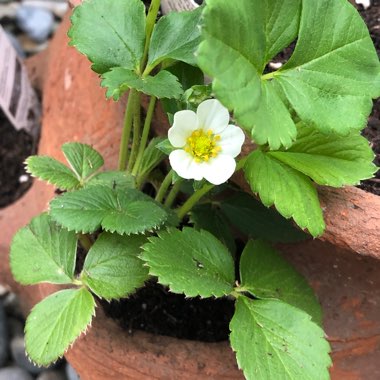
[65,363,80,380]
[11,336,45,375]
[37,369,67,380]
[16,6,54,43]
[0,367,33,380]
[0,302,8,367]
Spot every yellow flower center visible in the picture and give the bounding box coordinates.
[185,129,221,163]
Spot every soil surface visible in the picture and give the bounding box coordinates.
[0,112,36,208]
[102,281,235,342]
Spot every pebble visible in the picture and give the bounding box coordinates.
[0,302,8,367]
[16,5,54,43]
[22,1,69,18]
[37,369,67,380]
[10,336,45,375]
[65,363,80,380]
[0,367,33,380]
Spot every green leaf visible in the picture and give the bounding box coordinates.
[138,137,166,178]
[101,69,183,100]
[50,186,168,235]
[161,62,205,116]
[81,233,148,300]
[141,228,235,298]
[198,0,301,149]
[68,0,146,73]
[183,84,213,110]
[190,204,236,255]
[85,171,135,190]
[275,0,380,135]
[230,297,331,380]
[62,143,104,183]
[167,62,204,92]
[240,240,321,324]
[244,150,324,237]
[10,213,77,285]
[147,6,203,70]
[268,126,376,187]
[198,0,380,149]
[25,288,95,366]
[26,156,79,190]
[155,138,175,155]
[220,192,308,243]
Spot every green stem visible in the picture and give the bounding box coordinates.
[176,157,247,219]
[261,71,277,81]
[78,234,92,251]
[177,183,214,220]
[164,179,183,208]
[118,89,137,171]
[127,92,142,172]
[155,169,173,203]
[140,0,161,73]
[132,96,157,176]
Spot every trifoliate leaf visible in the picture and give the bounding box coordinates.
[147,6,203,71]
[138,137,166,179]
[240,240,321,324]
[68,0,146,73]
[50,186,168,235]
[269,125,376,187]
[101,69,183,101]
[25,156,79,190]
[25,288,95,366]
[198,0,380,149]
[141,228,235,298]
[230,297,331,380]
[62,143,104,183]
[244,150,324,237]
[81,233,148,300]
[190,204,236,255]
[220,192,308,243]
[85,171,135,190]
[10,213,77,285]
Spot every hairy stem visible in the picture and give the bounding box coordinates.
[132,96,157,176]
[118,89,137,171]
[164,179,183,208]
[155,169,173,203]
[177,183,214,220]
[141,0,161,73]
[127,92,142,172]
[176,157,247,219]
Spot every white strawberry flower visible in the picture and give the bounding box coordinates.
[168,99,245,185]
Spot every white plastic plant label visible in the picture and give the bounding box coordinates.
[161,0,199,14]
[0,26,40,133]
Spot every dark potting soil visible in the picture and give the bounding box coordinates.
[0,112,36,208]
[101,281,235,342]
[357,0,380,195]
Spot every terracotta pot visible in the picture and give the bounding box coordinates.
[1,13,380,380]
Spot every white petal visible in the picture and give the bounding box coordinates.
[196,99,230,134]
[219,125,246,158]
[169,150,203,181]
[202,155,236,185]
[168,110,198,148]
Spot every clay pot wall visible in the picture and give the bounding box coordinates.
[0,12,379,380]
